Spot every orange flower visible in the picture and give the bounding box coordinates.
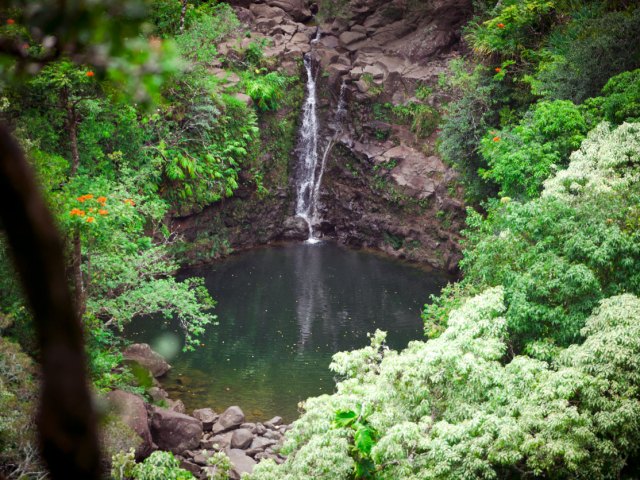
[495,67,502,73]
[6,19,15,25]
[77,210,86,216]
[493,136,501,142]
[124,198,136,206]
[70,208,81,216]
[86,216,95,223]
[97,196,107,204]
[98,209,108,216]
[77,196,86,202]
[86,70,95,78]
[497,22,505,29]
[85,194,94,199]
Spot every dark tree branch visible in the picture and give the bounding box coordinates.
[0,124,100,479]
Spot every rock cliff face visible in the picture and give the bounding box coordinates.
[177,0,471,272]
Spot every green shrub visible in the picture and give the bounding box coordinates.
[533,8,640,103]
[111,450,194,480]
[600,68,640,124]
[479,100,588,199]
[242,71,290,111]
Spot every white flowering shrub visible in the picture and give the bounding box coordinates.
[248,289,640,479]
[543,122,640,202]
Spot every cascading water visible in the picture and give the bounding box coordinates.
[295,55,321,242]
[295,56,348,243]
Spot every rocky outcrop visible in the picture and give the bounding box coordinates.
[176,0,470,272]
[123,343,171,378]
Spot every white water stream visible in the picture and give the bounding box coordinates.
[295,57,347,243]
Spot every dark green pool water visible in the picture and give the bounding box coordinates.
[127,242,449,422]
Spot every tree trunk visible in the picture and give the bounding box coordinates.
[0,123,100,479]
[67,106,80,177]
[72,229,86,318]
[179,0,188,33]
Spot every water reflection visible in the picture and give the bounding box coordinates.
[127,242,449,422]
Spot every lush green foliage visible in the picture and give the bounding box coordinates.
[111,450,195,480]
[249,290,640,479]
[478,100,588,198]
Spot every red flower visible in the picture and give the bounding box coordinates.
[495,67,502,73]
[86,216,95,223]
[497,22,505,29]
[86,70,95,78]
[493,136,501,142]
[6,19,15,25]
[97,196,107,204]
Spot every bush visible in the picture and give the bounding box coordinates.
[248,290,640,479]
[463,122,640,351]
[111,450,194,480]
[242,71,290,111]
[533,8,640,103]
[438,61,502,203]
[600,69,640,124]
[479,100,588,199]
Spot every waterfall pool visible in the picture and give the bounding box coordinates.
[126,242,450,422]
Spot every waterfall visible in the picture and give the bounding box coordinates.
[295,57,348,243]
[295,55,321,242]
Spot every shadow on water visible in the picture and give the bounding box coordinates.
[126,242,450,422]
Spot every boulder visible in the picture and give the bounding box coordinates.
[122,343,170,378]
[219,406,245,430]
[280,216,309,241]
[264,416,283,428]
[250,437,277,451]
[339,31,367,47]
[231,429,254,449]
[226,448,257,478]
[150,407,203,454]
[107,390,153,458]
[193,408,218,431]
[210,431,234,450]
[249,3,286,20]
[265,0,312,22]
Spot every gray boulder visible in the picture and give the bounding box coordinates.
[231,429,254,449]
[150,407,203,454]
[193,408,218,431]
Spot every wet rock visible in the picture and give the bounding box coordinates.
[150,407,203,454]
[107,390,153,459]
[231,429,254,449]
[122,343,170,378]
[193,408,218,432]
[280,216,309,241]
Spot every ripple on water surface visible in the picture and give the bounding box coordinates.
[126,242,450,422]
